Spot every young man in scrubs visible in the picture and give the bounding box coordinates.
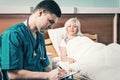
[0,0,66,80]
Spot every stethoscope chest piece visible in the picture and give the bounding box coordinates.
[33,51,37,57]
[40,57,46,60]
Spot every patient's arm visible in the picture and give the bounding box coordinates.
[59,46,76,64]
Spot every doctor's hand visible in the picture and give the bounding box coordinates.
[47,68,66,80]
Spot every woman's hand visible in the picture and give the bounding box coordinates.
[67,58,76,64]
[47,68,66,80]
[61,56,76,64]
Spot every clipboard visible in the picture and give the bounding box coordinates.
[59,70,80,80]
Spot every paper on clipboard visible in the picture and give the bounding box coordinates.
[59,70,80,80]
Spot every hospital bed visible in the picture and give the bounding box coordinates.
[45,27,120,80]
[45,27,98,80]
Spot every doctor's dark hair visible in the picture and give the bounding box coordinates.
[33,0,61,17]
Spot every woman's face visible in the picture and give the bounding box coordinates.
[66,22,78,36]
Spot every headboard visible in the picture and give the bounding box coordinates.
[44,14,114,45]
[0,14,115,44]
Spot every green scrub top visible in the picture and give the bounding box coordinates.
[0,23,50,72]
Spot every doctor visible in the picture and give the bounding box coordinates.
[0,0,66,80]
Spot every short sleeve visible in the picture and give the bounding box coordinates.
[1,31,23,70]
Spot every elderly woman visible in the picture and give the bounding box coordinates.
[59,18,83,64]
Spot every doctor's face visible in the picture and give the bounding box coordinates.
[36,12,58,33]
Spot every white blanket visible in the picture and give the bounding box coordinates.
[58,36,120,80]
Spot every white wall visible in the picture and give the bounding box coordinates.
[0,0,119,8]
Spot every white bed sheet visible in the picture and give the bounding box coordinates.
[57,36,120,80]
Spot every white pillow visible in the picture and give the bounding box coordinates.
[48,27,66,56]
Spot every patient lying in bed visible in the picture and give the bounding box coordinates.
[57,18,120,80]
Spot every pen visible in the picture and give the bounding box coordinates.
[58,65,63,69]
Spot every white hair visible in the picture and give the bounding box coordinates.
[64,17,83,36]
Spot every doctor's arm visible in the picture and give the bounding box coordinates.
[7,69,66,80]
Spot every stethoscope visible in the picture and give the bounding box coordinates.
[26,17,46,61]
[37,35,46,60]
[39,43,46,60]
